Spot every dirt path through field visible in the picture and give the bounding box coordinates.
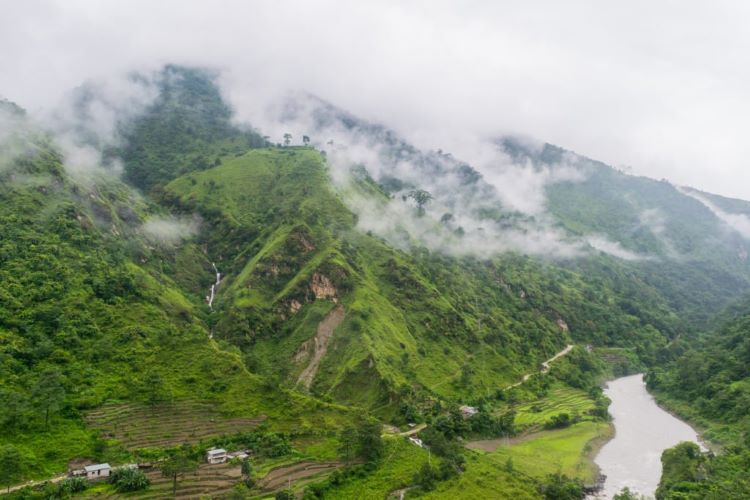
[296,305,345,389]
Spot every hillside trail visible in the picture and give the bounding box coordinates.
[296,305,346,389]
[5,474,66,495]
[503,344,574,391]
[398,423,427,437]
[430,344,575,394]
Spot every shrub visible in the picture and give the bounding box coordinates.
[58,477,88,494]
[109,467,150,492]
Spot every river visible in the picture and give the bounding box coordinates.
[591,373,704,499]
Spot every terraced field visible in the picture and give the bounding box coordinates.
[84,401,266,450]
[113,462,241,499]
[511,386,595,429]
[255,460,342,493]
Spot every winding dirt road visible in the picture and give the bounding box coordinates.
[503,344,574,391]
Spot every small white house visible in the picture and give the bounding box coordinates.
[408,436,424,448]
[84,463,111,480]
[206,448,228,464]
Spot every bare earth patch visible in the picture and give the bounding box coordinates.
[296,304,345,389]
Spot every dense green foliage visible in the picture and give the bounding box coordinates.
[648,300,750,441]
[6,65,750,497]
[119,65,267,191]
[108,466,150,492]
[649,298,750,498]
[0,101,345,483]
[656,442,750,499]
[503,139,750,328]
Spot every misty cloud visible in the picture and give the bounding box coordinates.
[3,1,750,200]
[585,235,646,261]
[141,215,199,245]
[44,74,157,181]
[235,90,644,260]
[679,188,750,240]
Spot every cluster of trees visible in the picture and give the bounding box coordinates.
[647,297,750,497]
[0,445,22,493]
[337,419,384,465]
[539,472,585,500]
[120,65,267,191]
[298,420,385,499]
[4,476,88,499]
[108,467,150,493]
[647,303,750,430]
[655,441,750,499]
[280,133,311,147]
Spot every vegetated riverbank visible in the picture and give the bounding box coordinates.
[648,391,723,454]
[466,421,613,488]
[591,374,705,499]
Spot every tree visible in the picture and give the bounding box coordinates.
[0,445,22,493]
[275,490,294,500]
[337,426,358,465]
[160,448,198,496]
[540,472,584,500]
[227,484,251,499]
[302,135,310,146]
[143,370,167,404]
[413,461,439,492]
[31,370,65,428]
[440,213,454,225]
[283,133,292,146]
[614,487,647,500]
[241,458,254,487]
[407,189,433,216]
[357,419,384,463]
[0,389,25,431]
[109,467,150,492]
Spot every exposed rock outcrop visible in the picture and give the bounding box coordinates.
[310,272,338,302]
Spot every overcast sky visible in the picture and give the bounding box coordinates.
[3,0,750,199]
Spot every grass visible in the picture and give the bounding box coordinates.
[511,385,596,429]
[1,420,97,479]
[488,421,611,482]
[295,436,340,461]
[421,450,541,499]
[322,437,429,499]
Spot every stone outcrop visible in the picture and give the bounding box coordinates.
[310,273,337,302]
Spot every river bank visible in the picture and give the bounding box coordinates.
[590,374,704,499]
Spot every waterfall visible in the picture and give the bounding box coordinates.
[206,262,221,309]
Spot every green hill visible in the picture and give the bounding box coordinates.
[0,113,347,482]
[4,65,750,498]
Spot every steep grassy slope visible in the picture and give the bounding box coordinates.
[159,147,683,424]
[0,121,346,483]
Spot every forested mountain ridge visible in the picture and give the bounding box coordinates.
[3,65,750,497]
[0,105,348,483]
